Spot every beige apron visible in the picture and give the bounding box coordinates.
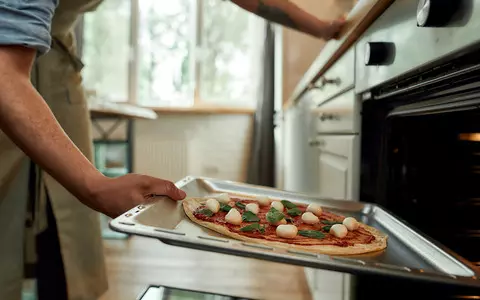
[0,0,108,299]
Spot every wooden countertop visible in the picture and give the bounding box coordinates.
[89,101,158,120]
[284,0,395,110]
[89,102,255,119]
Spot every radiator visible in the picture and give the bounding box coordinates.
[133,138,188,182]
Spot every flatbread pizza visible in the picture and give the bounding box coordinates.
[182,194,387,255]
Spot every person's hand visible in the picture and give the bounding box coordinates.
[318,18,346,40]
[83,173,186,218]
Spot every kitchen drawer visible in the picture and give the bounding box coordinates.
[310,135,355,159]
[308,47,355,106]
[356,0,480,93]
[311,89,360,134]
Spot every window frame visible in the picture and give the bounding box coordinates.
[80,0,263,109]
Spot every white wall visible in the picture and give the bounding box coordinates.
[133,114,253,183]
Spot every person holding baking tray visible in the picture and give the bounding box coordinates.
[0,0,344,299]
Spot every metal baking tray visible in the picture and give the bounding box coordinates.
[110,176,480,288]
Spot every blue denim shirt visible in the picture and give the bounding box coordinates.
[0,0,58,55]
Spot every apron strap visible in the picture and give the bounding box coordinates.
[51,37,85,72]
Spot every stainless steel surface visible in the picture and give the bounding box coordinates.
[110,176,480,288]
[356,0,480,93]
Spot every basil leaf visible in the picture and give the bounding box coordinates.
[322,220,342,225]
[322,225,332,232]
[242,211,260,222]
[298,230,325,239]
[281,200,297,209]
[240,223,265,234]
[266,207,285,224]
[220,203,232,212]
[285,217,294,223]
[287,207,302,217]
[259,225,266,234]
[198,208,214,217]
[235,202,246,209]
[268,207,277,213]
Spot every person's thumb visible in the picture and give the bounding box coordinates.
[149,177,186,200]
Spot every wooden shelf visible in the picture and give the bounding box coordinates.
[89,102,158,120]
[89,101,255,118]
[147,106,256,115]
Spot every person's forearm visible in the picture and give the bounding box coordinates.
[0,46,104,202]
[231,0,335,38]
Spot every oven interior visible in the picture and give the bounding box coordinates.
[360,52,480,267]
[389,109,480,264]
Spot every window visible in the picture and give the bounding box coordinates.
[82,0,265,108]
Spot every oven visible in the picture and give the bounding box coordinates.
[357,0,480,271]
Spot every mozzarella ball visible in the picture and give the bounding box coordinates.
[274,219,287,226]
[343,217,360,231]
[306,203,323,217]
[276,225,298,239]
[330,224,348,238]
[270,201,284,212]
[215,193,231,204]
[245,203,259,215]
[256,196,271,207]
[225,208,242,225]
[205,198,220,213]
[301,212,320,224]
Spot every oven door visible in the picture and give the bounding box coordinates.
[360,55,480,268]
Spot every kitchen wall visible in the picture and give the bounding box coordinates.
[281,0,355,105]
[91,1,355,185]
[133,114,253,183]
[92,114,253,183]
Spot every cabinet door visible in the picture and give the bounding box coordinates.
[284,92,319,194]
[317,151,348,199]
[274,112,284,189]
[314,135,360,200]
[304,268,347,300]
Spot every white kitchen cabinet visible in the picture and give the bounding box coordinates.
[311,89,360,134]
[305,268,351,300]
[283,92,319,195]
[274,112,284,189]
[318,150,348,199]
[310,134,360,201]
[309,48,355,107]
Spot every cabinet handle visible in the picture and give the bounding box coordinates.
[307,77,341,91]
[319,113,341,121]
[321,77,341,86]
[308,139,326,147]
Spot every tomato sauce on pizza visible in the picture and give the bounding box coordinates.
[192,198,375,247]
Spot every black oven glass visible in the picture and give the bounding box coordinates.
[360,52,480,267]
